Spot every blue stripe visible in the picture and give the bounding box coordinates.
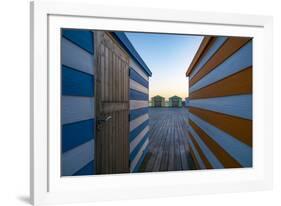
[129,120,149,142]
[62,29,94,54]
[130,133,149,161]
[189,95,252,120]
[132,147,148,172]
[73,160,95,176]
[190,37,228,79]
[62,65,94,97]
[129,89,149,101]
[130,108,148,121]
[189,126,224,169]
[129,68,149,88]
[112,32,152,76]
[61,37,94,75]
[190,41,252,93]
[62,119,95,153]
[189,113,252,167]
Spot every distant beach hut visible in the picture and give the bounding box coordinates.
[168,95,182,107]
[151,95,165,107]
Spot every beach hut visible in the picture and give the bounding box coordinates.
[185,36,252,169]
[168,95,182,107]
[151,95,165,107]
[61,29,152,176]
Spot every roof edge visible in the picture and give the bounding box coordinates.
[185,36,213,77]
[111,32,152,77]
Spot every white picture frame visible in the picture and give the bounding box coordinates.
[30,1,273,205]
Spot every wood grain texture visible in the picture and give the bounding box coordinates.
[189,107,252,146]
[190,67,252,99]
[189,37,251,87]
[189,120,242,168]
[95,31,130,174]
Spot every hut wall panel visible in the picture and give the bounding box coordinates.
[189,94,252,120]
[189,41,252,93]
[129,60,150,172]
[129,67,149,88]
[61,29,95,176]
[187,37,253,170]
[187,136,206,169]
[189,113,252,167]
[130,113,149,132]
[189,37,228,79]
[61,139,94,176]
[130,79,149,94]
[129,59,149,81]
[130,100,148,110]
[61,96,94,124]
[129,108,149,121]
[131,138,149,172]
[188,125,224,168]
[61,38,94,74]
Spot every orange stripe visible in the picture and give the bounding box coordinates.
[188,131,213,169]
[189,120,242,168]
[186,36,213,76]
[189,37,252,87]
[190,67,252,99]
[189,146,200,169]
[189,107,252,146]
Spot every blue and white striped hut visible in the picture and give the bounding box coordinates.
[61,29,152,176]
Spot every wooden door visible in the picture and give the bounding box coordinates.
[95,32,130,174]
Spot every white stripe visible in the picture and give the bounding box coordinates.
[187,138,206,169]
[130,138,149,172]
[130,113,149,132]
[189,126,224,169]
[130,79,149,94]
[62,139,94,176]
[62,96,95,124]
[130,100,148,110]
[130,59,149,81]
[62,38,94,74]
[130,126,149,153]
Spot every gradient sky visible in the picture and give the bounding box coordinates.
[126,32,203,99]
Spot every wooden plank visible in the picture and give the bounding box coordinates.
[190,67,252,99]
[189,107,252,146]
[101,102,129,113]
[189,37,252,86]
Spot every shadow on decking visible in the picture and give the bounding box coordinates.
[139,107,196,172]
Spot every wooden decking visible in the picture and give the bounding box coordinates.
[139,107,196,172]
